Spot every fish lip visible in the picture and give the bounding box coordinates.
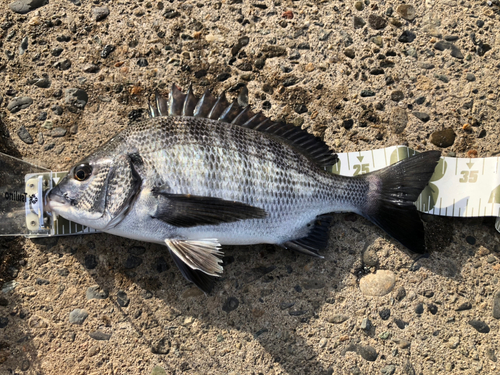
[45,185,69,211]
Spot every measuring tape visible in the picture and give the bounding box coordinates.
[328,145,500,233]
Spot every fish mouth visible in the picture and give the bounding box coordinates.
[45,185,69,212]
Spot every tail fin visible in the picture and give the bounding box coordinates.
[361,151,441,253]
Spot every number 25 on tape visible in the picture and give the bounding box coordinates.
[459,170,478,183]
[353,164,369,176]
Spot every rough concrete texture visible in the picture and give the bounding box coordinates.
[1,0,500,374]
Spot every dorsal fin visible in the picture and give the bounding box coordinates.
[148,84,338,168]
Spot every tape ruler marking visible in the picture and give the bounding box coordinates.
[329,145,500,233]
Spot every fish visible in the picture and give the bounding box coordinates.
[47,84,441,292]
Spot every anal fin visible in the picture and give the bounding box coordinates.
[168,249,216,293]
[165,238,224,277]
[282,215,333,257]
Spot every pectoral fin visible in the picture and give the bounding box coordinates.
[152,192,267,228]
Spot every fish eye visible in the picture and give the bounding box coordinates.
[74,163,92,181]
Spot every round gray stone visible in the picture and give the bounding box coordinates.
[69,308,88,324]
[9,0,48,14]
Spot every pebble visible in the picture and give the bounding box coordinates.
[342,119,354,130]
[92,6,110,21]
[360,317,371,330]
[420,62,435,69]
[318,30,331,41]
[434,41,464,59]
[362,246,379,267]
[381,365,396,375]
[86,285,108,300]
[151,366,167,375]
[414,96,426,105]
[50,127,66,137]
[448,336,460,349]
[430,128,456,148]
[69,309,88,324]
[51,105,63,115]
[344,48,355,59]
[54,58,72,70]
[0,297,7,307]
[0,317,8,328]
[456,302,472,311]
[415,303,424,314]
[7,97,33,113]
[19,36,28,55]
[394,286,406,301]
[89,331,111,340]
[34,77,51,88]
[217,72,231,82]
[83,64,99,73]
[222,297,239,312]
[399,30,416,43]
[328,314,349,324]
[17,126,33,144]
[288,50,301,60]
[65,88,88,109]
[353,16,366,29]
[360,89,375,97]
[378,331,391,340]
[51,47,63,57]
[117,291,130,307]
[9,0,47,14]
[359,270,396,296]
[390,107,408,134]
[368,14,387,30]
[466,73,476,82]
[101,44,115,58]
[398,339,410,349]
[85,254,98,269]
[354,1,364,11]
[379,308,391,320]
[412,112,430,122]
[427,304,438,315]
[466,236,476,245]
[357,345,378,361]
[124,255,142,269]
[469,319,490,333]
[397,4,416,20]
[394,318,408,329]
[493,290,500,319]
[390,90,404,102]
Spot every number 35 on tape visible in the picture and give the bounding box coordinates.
[327,145,500,233]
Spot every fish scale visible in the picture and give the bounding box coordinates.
[47,84,441,292]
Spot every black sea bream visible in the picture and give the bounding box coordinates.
[47,84,440,292]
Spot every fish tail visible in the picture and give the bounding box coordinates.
[360,151,441,253]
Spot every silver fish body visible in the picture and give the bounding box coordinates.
[47,85,440,292]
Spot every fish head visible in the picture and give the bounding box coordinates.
[47,149,141,230]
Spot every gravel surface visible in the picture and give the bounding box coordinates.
[1,0,500,374]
